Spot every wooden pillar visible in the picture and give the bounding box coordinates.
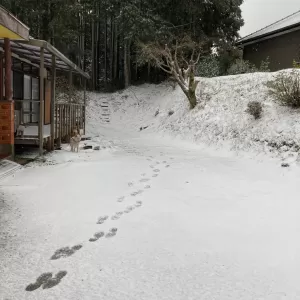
[0,53,3,101]
[50,55,56,150]
[68,70,72,139]
[0,38,15,159]
[4,38,12,101]
[39,47,45,156]
[83,78,86,135]
[69,70,72,103]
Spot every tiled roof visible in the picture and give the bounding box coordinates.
[239,10,300,44]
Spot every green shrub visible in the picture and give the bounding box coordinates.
[246,101,263,119]
[293,60,300,69]
[227,58,270,75]
[196,55,221,78]
[266,71,300,108]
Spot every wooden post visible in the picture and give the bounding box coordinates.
[0,53,3,101]
[50,55,56,150]
[3,38,14,159]
[4,38,12,101]
[68,70,72,139]
[62,105,65,139]
[39,47,45,156]
[60,105,63,143]
[83,78,86,135]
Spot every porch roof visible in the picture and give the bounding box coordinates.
[0,38,90,79]
[0,5,29,40]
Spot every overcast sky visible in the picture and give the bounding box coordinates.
[240,0,300,37]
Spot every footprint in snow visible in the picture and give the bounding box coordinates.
[97,215,109,224]
[50,244,83,260]
[105,228,118,238]
[144,185,151,189]
[111,212,123,220]
[89,231,105,242]
[117,196,125,203]
[165,165,170,168]
[131,190,143,197]
[124,205,135,213]
[152,174,158,178]
[25,271,67,291]
[128,182,134,187]
[140,178,150,183]
[135,201,143,208]
[153,169,160,173]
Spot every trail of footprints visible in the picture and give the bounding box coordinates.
[26,271,67,291]
[25,157,172,292]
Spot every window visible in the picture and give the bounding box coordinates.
[13,71,23,100]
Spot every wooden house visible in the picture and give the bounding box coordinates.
[237,11,300,71]
[0,5,90,160]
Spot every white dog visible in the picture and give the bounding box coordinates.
[70,133,81,152]
[16,124,25,138]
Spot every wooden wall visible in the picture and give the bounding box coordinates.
[243,29,300,71]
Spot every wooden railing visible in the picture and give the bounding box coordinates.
[13,100,85,149]
[55,103,85,146]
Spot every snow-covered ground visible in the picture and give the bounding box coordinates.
[2,72,300,299]
[88,70,300,163]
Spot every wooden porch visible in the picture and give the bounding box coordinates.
[13,102,86,149]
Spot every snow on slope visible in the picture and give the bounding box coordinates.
[87,70,300,161]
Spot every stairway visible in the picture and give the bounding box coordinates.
[100,100,111,123]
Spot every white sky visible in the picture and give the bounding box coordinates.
[240,0,300,37]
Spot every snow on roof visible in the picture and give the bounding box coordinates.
[239,10,300,44]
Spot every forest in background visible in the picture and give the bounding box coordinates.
[1,0,244,90]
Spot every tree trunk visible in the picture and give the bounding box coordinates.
[110,18,114,82]
[91,19,95,90]
[104,12,108,85]
[147,62,151,82]
[187,91,197,109]
[187,65,199,109]
[113,23,118,82]
[128,42,131,84]
[124,40,129,88]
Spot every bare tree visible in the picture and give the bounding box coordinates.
[138,38,202,109]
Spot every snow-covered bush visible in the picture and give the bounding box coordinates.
[246,101,263,119]
[227,58,270,75]
[266,71,300,108]
[196,55,221,78]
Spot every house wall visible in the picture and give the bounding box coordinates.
[243,29,300,71]
[0,101,14,158]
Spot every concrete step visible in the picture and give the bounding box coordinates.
[0,159,22,181]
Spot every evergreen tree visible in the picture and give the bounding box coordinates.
[1,0,244,90]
